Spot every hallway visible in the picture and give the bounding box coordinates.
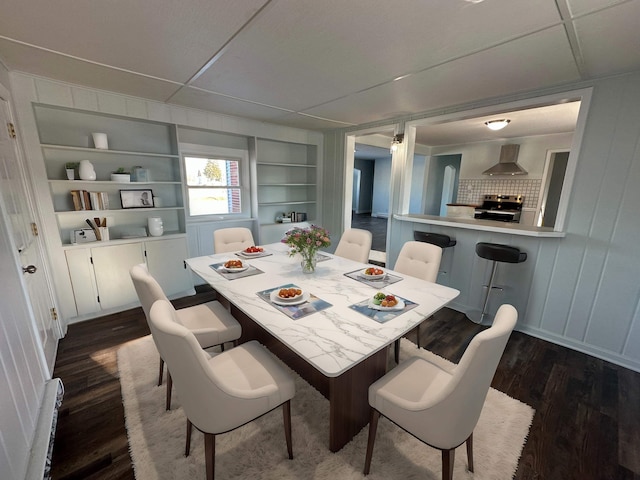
[351,213,387,264]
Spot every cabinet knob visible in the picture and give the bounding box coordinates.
[22,265,37,274]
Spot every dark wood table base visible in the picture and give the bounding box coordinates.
[230,304,389,452]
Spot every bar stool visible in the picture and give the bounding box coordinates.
[475,242,527,324]
[410,231,456,350]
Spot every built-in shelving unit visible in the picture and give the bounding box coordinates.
[35,105,185,245]
[255,139,318,237]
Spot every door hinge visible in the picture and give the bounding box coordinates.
[30,222,39,237]
[50,307,58,322]
[7,122,16,139]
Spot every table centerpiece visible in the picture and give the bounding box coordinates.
[283,225,331,273]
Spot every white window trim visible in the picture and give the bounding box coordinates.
[180,143,251,221]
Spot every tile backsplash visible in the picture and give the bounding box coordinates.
[456,178,541,209]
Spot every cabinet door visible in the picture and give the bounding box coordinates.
[91,243,145,310]
[145,238,193,297]
[65,248,100,316]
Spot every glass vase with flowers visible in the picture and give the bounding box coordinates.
[283,225,331,273]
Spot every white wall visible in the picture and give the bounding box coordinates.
[371,157,391,217]
[323,70,640,372]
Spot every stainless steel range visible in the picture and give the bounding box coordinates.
[474,194,524,222]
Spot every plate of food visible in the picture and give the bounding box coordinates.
[270,287,309,306]
[368,293,405,311]
[360,266,386,280]
[240,246,264,257]
[222,259,248,272]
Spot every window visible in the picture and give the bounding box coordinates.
[181,145,250,219]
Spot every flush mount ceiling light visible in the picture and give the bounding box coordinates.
[390,133,404,153]
[485,119,511,131]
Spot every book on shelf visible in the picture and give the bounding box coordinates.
[70,190,110,211]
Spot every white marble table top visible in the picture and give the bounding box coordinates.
[186,242,459,377]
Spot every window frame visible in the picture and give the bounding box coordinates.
[180,143,251,221]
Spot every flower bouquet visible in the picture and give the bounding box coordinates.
[283,225,331,273]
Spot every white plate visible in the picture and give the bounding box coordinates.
[222,264,248,273]
[360,269,386,280]
[270,290,309,306]
[240,249,264,257]
[368,298,405,311]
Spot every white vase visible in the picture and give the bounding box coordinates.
[147,217,163,237]
[78,160,96,181]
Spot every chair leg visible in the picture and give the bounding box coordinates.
[204,432,215,480]
[185,420,193,457]
[394,339,400,364]
[283,400,293,459]
[442,448,455,480]
[416,323,421,349]
[166,371,172,410]
[220,342,225,352]
[466,432,474,472]
[363,409,380,475]
[158,357,164,386]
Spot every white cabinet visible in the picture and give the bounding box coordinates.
[145,237,191,297]
[254,138,318,242]
[65,237,193,316]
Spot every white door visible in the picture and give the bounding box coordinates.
[0,94,60,374]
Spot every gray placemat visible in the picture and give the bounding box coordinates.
[257,283,332,320]
[209,262,264,280]
[349,296,418,324]
[344,269,404,288]
[234,251,273,259]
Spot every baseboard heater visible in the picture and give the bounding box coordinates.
[26,378,64,480]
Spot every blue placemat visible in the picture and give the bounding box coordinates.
[344,269,404,288]
[210,262,264,280]
[257,283,332,320]
[349,296,418,324]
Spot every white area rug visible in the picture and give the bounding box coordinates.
[118,335,534,479]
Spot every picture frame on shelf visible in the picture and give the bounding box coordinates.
[120,189,154,209]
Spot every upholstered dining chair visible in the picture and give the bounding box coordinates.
[363,304,517,480]
[392,240,443,361]
[130,264,241,410]
[334,228,373,263]
[213,227,255,253]
[148,299,295,480]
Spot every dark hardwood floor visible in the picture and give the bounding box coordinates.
[351,213,387,252]
[50,286,640,480]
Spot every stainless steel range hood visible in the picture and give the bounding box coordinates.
[482,144,527,176]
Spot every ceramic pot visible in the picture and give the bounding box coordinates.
[147,217,163,237]
[78,160,96,181]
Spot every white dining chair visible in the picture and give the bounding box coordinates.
[393,240,443,361]
[130,264,241,410]
[213,227,255,253]
[334,228,372,263]
[149,299,295,480]
[364,304,517,480]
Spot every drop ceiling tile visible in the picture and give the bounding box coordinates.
[565,0,630,16]
[0,0,269,83]
[169,86,295,122]
[304,26,581,126]
[573,1,640,76]
[0,39,179,101]
[192,0,561,111]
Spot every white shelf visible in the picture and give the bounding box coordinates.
[48,180,181,186]
[256,162,316,168]
[54,206,184,215]
[41,143,179,158]
[258,183,315,187]
[258,201,316,206]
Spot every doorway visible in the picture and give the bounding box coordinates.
[537,150,569,227]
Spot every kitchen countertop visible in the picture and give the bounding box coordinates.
[394,214,565,238]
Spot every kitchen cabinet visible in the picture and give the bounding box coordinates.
[254,138,318,242]
[65,237,193,315]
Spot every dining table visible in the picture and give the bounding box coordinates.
[185,242,459,452]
